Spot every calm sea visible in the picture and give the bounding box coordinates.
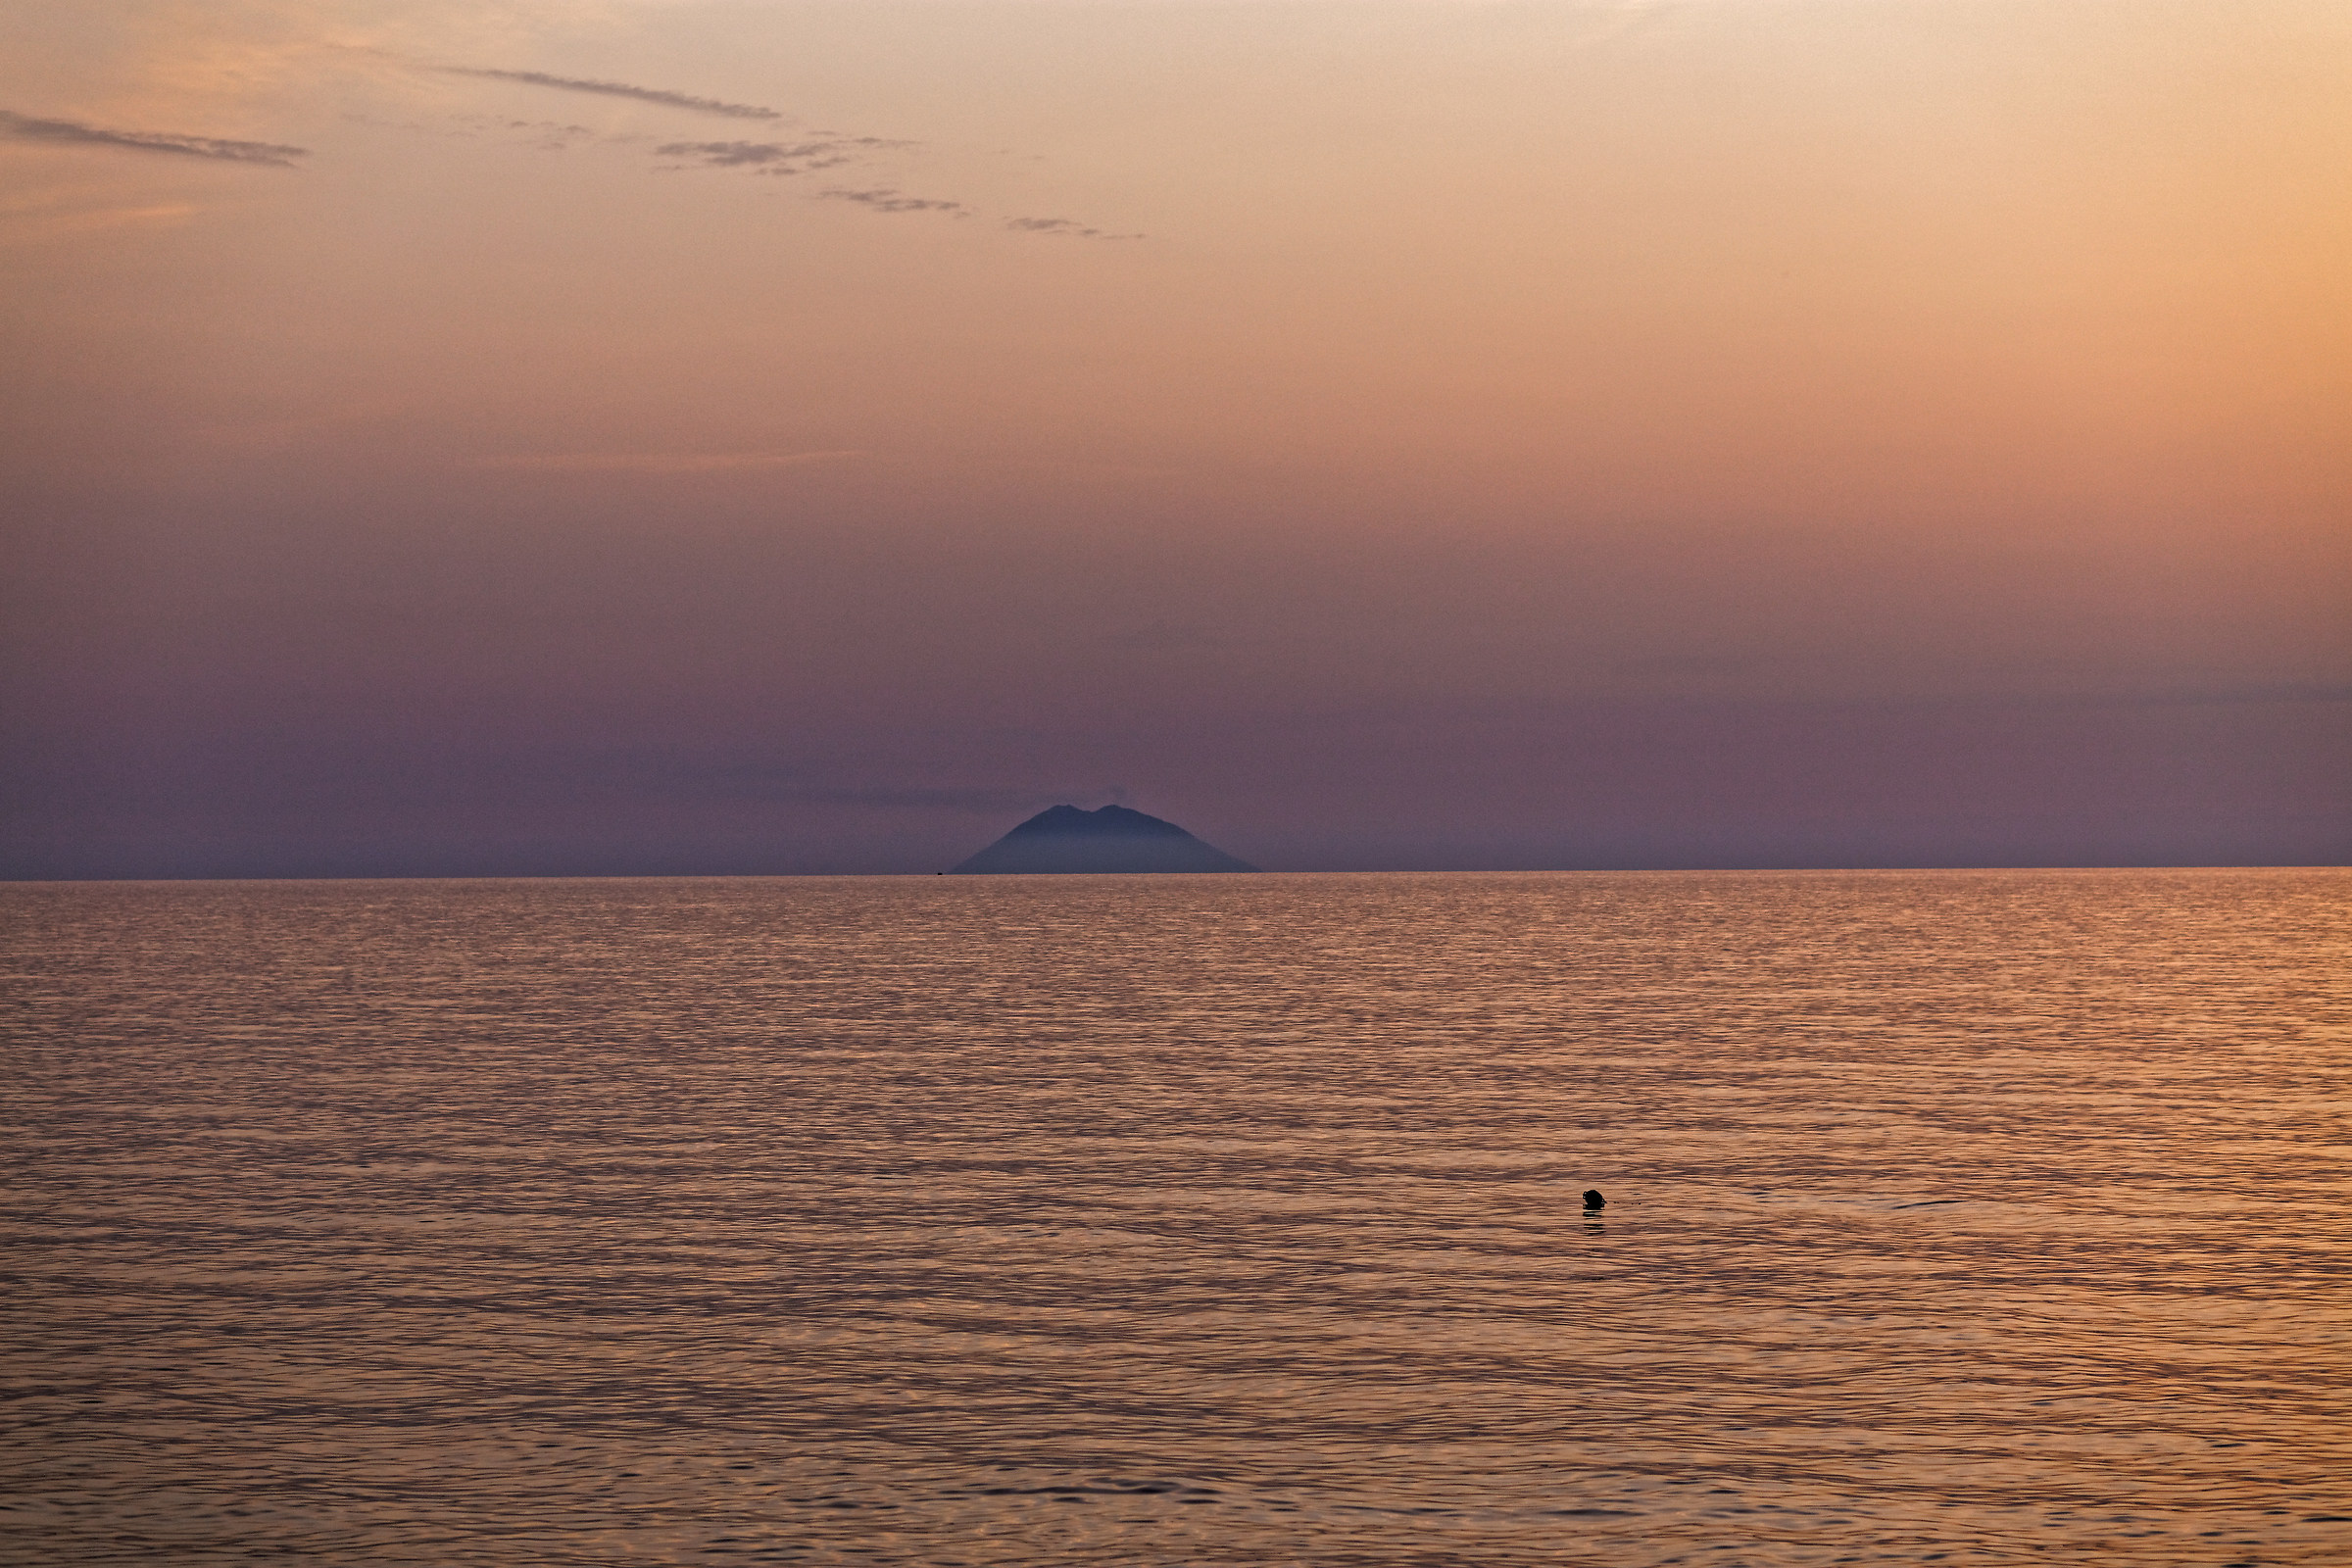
[3,870,2346,1566]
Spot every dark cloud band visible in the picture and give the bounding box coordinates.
[442,68,780,121]
[0,109,305,167]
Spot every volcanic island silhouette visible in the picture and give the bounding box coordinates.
[948,805,1257,874]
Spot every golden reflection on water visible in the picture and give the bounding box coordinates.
[3,869,2348,1565]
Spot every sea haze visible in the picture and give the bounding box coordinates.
[3,869,2347,1565]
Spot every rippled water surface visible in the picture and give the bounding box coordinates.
[4,869,2348,1565]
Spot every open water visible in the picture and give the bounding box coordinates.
[2,869,2347,1566]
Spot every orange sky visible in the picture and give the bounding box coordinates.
[4,0,2347,872]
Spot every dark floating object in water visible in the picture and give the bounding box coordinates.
[1583,1189,1606,1210]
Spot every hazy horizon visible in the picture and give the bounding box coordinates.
[5,0,2346,878]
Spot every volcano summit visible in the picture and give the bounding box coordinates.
[948,805,1257,874]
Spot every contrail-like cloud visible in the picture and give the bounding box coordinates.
[0,109,305,167]
[441,68,780,121]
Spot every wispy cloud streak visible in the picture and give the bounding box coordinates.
[1006,216,1142,240]
[820,187,967,217]
[460,116,597,151]
[580,750,1072,813]
[426,69,1131,234]
[654,136,907,174]
[0,109,305,167]
[474,450,864,473]
[439,68,780,121]
[706,780,1056,812]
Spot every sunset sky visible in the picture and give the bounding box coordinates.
[4,0,2346,875]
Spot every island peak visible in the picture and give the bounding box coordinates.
[948,805,1256,874]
